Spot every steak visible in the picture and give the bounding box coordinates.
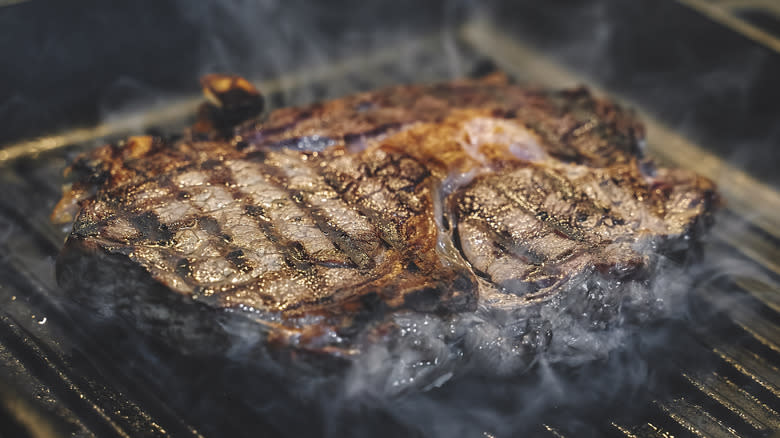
[52,73,717,361]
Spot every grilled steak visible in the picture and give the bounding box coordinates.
[52,73,717,361]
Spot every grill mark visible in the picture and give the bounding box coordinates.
[203,160,237,188]
[468,232,555,298]
[97,153,200,210]
[492,173,589,243]
[158,170,186,198]
[194,215,235,247]
[70,174,212,292]
[183,165,236,210]
[314,160,394,247]
[521,114,586,164]
[299,202,373,269]
[141,184,222,236]
[336,189,401,249]
[203,269,287,309]
[457,219,534,291]
[213,263,386,314]
[164,167,284,288]
[314,151,425,250]
[128,211,173,245]
[342,122,403,145]
[225,249,253,273]
[554,94,639,166]
[104,170,190,227]
[257,160,375,270]
[240,190,318,275]
[172,172,287,288]
[538,166,633,239]
[537,165,623,225]
[495,211,581,268]
[454,183,591,296]
[456,189,549,266]
[483,218,548,266]
[196,216,221,235]
[233,160,358,270]
[169,213,243,290]
[250,151,460,309]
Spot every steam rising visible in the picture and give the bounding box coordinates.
[30,1,776,437]
[201,218,764,438]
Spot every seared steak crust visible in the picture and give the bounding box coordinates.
[53,74,717,356]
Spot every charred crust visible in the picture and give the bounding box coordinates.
[196,216,222,235]
[468,58,500,80]
[55,236,257,357]
[244,204,265,218]
[69,157,112,186]
[175,257,192,278]
[244,150,267,162]
[129,211,173,245]
[225,249,253,273]
[234,139,249,151]
[200,74,263,113]
[402,286,444,313]
[283,241,313,271]
[195,74,265,139]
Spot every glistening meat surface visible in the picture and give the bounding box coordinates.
[52,73,717,358]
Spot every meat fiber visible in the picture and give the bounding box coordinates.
[52,73,717,359]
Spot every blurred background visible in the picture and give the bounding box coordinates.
[1,0,778,185]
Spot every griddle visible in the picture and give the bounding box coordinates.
[1,1,778,436]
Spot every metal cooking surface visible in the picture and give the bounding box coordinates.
[1,5,779,438]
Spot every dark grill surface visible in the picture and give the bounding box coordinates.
[1,1,779,437]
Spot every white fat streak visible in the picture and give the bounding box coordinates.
[430,182,460,264]
[462,117,547,162]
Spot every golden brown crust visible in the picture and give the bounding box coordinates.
[53,74,717,353]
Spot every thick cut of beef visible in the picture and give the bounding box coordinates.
[52,73,717,359]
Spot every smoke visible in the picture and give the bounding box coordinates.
[9,1,773,436]
[151,187,735,438]
[165,0,486,106]
[202,221,757,438]
[477,0,779,187]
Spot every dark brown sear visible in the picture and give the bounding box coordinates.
[52,73,717,356]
